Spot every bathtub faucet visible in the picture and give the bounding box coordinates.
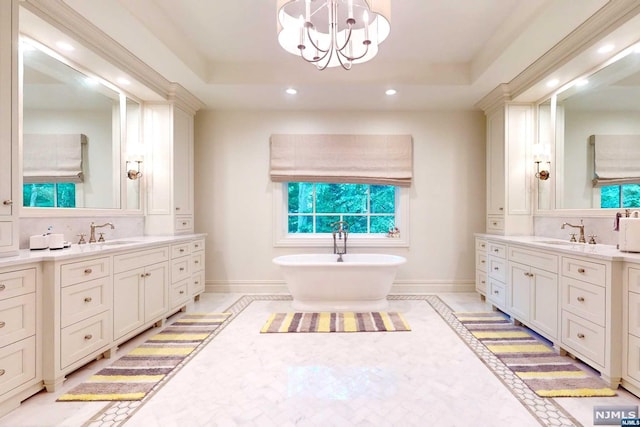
[330,221,350,262]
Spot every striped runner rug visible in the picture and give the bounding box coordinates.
[260,311,410,333]
[455,312,616,397]
[57,312,231,402]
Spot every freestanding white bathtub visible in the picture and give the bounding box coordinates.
[273,253,407,312]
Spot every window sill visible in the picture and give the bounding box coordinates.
[273,234,409,248]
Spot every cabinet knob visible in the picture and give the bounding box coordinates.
[146,272,151,277]
[194,260,199,264]
[0,369,5,376]
[141,273,146,278]
[182,222,187,226]
[481,280,485,284]
[577,333,585,339]
[84,297,92,303]
[0,284,5,291]
[494,267,499,271]
[577,268,585,274]
[176,207,181,211]
[180,248,185,253]
[84,268,93,274]
[492,222,498,226]
[2,200,12,206]
[84,334,93,340]
[499,207,504,211]
[0,321,5,328]
[577,296,585,302]
[194,281,199,285]
[493,290,499,294]
[195,244,199,248]
[179,290,185,294]
[480,244,485,248]
[179,267,185,271]
[481,260,486,264]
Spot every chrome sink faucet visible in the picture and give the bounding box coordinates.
[89,222,115,243]
[561,219,585,243]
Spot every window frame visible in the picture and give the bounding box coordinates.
[272,182,410,248]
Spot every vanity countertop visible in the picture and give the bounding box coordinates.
[0,234,207,268]
[475,233,640,263]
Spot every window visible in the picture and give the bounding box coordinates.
[601,184,640,208]
[288,183,396,234]
[23,183,76,208]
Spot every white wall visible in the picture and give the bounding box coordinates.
[194,110,486,293]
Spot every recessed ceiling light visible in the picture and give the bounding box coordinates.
[385,89,397,96]
[286,88,297,95]
[56,41,74,51]
[597,44,615,54]
[117,78,131,85]
[546,79,559,88]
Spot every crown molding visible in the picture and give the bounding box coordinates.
[475,83,511,113]
[21,0,204,111]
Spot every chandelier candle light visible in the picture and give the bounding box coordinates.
[277,0,391,70]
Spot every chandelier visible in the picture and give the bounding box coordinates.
[277,0,391,70]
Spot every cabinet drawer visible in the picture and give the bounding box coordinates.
[561,310,605,366]
[487,278,506,308]
[0,268,36,300]
[476,250,487,272]
[487,242,506,259]
[191,252,204,273]
[61,278,112,328]
[0,336,36,396]
[60,311,111,369]
[562,257,606,287]
[561,277,605,327]
[114,246,169,274]
[192,271,205,295]
[171,243,190,258]
[476,238,487,252]
[191,239,205,253]
[508,246,558,274]
[60,257,110,287]
[171,257,190,282]
[487,216,504,232]
[628,266,640,294]
[626,334,640,384]
[488,256,506,282]
[629,292,640,338]
[475,271,487,294]
[170,279,190,309]
[0,294,36,348]
[175,216,193,232]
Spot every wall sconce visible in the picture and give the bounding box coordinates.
[126,160,143,180]
[533,143,551,181]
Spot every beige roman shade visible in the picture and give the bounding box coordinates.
[269,134,413,187]
[23,134,87,183]
[591,134,640,187]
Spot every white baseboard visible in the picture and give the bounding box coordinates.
[206,280,475,294]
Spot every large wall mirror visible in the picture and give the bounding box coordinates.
[539,42,640,211]
[20,39,141,211]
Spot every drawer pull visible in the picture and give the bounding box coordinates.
[493,290,499,294]
[0,369,5,376]
[480,260,485,264]
[577,296,585,302]
[194,281,199,285]
[577,268,585,274]
[494,267,499,271]
[180,248,185,253]
[194,260,199,264]
[179,267,185,271]
[480,244,485,248]
[179,290,185,294]
[176,207,181,211]
[84,334,93,340]
[0,321,5,328]
[195,244,199,248]
[493,249,499,253]
[84,297,93,303]
[577,333,585,339]
[480,280,485,284]
[0,284,5,291]
[84,268,93,274]
[499,207,504,211]
[140,273,146,278]
[182,222,188,226]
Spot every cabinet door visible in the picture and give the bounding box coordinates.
[509,262,530,321]
[173,107,193,215]
[486,108,505,215]
[144,262,168,322]
[530,267,558,339]
[113,268,144,340]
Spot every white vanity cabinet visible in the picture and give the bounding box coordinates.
[486,241,507,309]
[42,255,112,392]
[483,103,533,235]
[475,238,487,297]
[113,246,170,342]
[507,245,558,341]
[0,0,18,256]
[622,263,640,396]
[0,263,41,416]
[144,102,196,236]
[559,255,621,386]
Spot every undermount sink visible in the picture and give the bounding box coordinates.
[536,240,577,246]
[101,240,138,246]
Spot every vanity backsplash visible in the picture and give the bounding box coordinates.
[534,216,621,246]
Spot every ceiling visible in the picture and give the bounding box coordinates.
[58,0,610,111]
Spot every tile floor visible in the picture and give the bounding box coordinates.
[1,292,639,426]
